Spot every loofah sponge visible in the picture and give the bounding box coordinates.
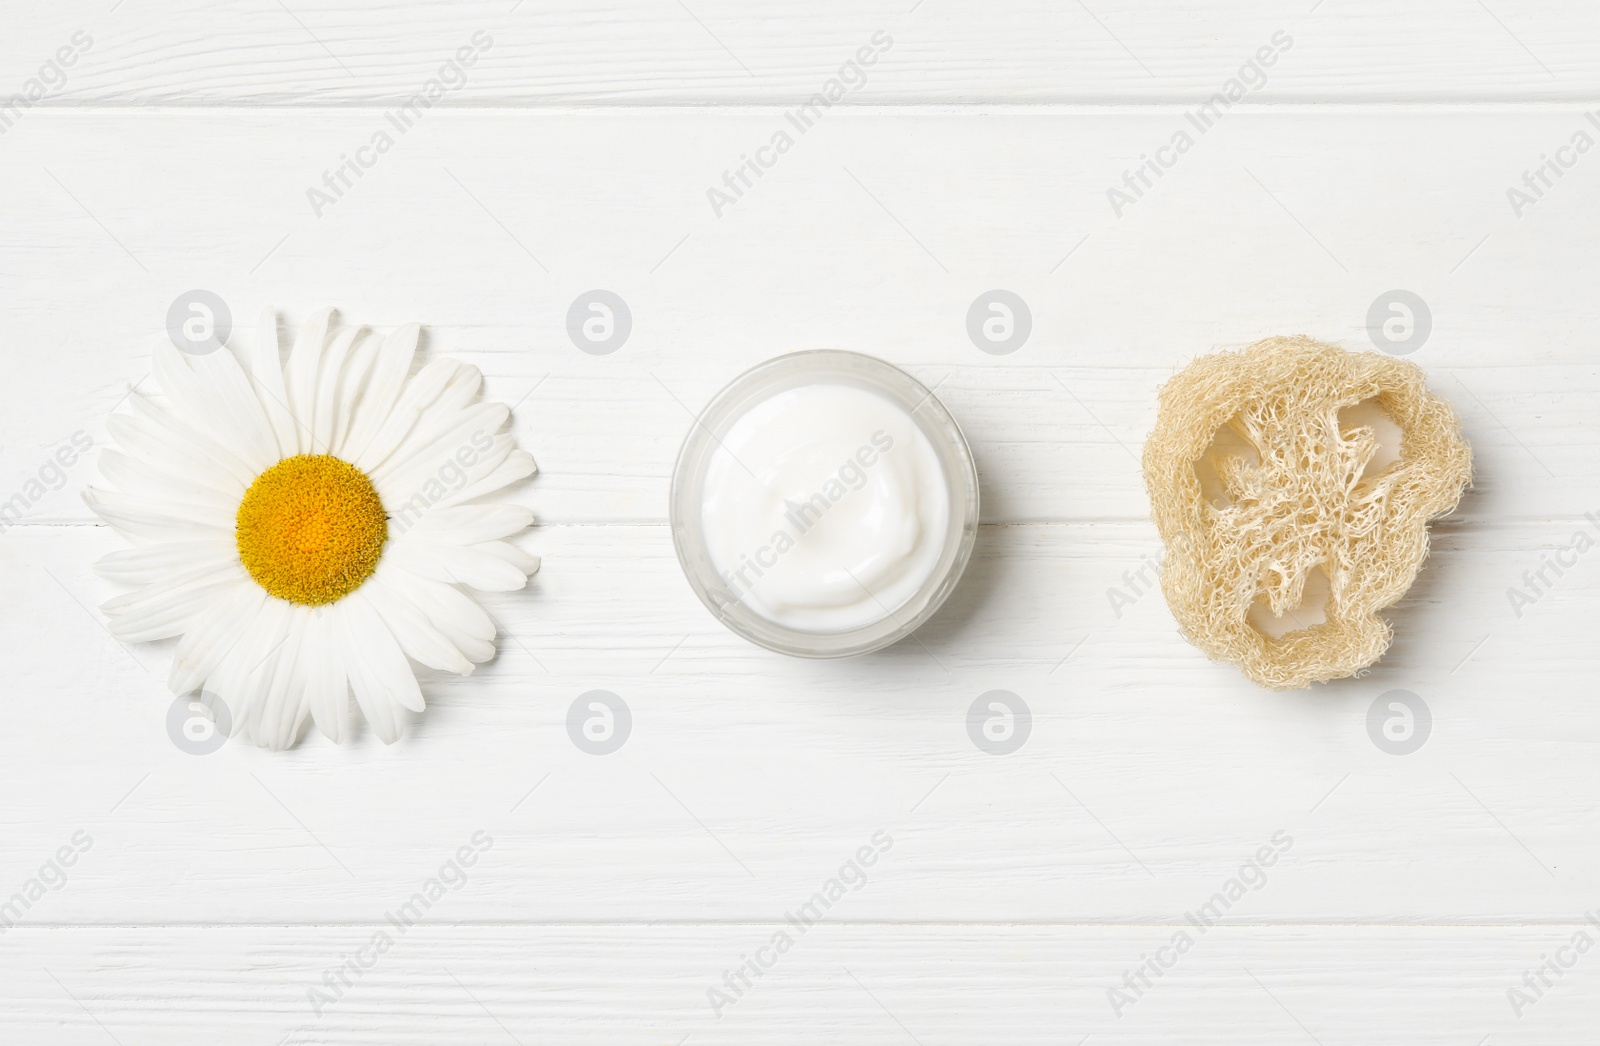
[1142,335,1472,689]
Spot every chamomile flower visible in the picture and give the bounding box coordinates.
[88,308,538,749]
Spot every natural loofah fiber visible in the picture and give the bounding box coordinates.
[1142,336,1472,689]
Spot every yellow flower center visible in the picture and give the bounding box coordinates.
[235,455,388,606]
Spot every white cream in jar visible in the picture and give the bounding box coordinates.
[699,383,950,632]
[671,350,979,658]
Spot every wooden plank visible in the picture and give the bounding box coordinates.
[1,924,1591,1043]
[4,2,1598,105]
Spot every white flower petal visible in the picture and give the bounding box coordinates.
[96,448,238,514]
[303,615,350,744]
[436,449,538,509]
[96,538,236,585]
[255,609,310,751]
[117,393,255,492]
[128,392,258,489]
[151,342,243,455]
[434,362,483,414]
[339,323,419,467]
[206,595,293,740]
[152,341,275,475]
[246,309,300,460]
[347,591,426,714]
[371,402,508,492]
[102,557,244,615]
[285,309,334,455]
[377,559,497,646]
[398,504,533,545]
[186,343,280,473]
[351,358,458,474]
[86,484,235,532]
[365,573,473,675]
[312,325,364,456]
[375,432,517,521]
[337,597,414,744]
[85,490,232,544]
[329,329,382,459]
[103,570,242,643]
[471,540,541,577]
[387,536,529,591]
[169,581,266,696]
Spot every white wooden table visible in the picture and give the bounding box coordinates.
[2,2,1597,1042]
